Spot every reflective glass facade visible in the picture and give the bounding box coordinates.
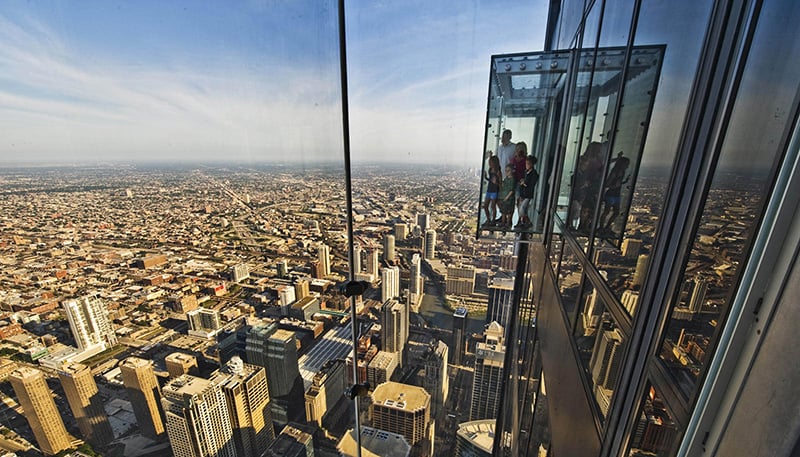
[498,0,800,456]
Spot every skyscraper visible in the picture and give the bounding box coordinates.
[410,253,422,296]
[120,357,166,440]
[416,213,430,232]
[383,233,396,263]
[455,420,494,457]
[589,325,625,417]
[452,307,468,366]
[366,249,380,277]
[394,222,408,240]
[162,375,236,457]
[245,325,300,398]
[62,293,117,352]
[469,322,505,421]
[294,278,310,300]
[421,340,449,418]
[381,266,400,302]
[9,367,72,456]
[353,244,362,274]
[486,276,514,328]
[58,362,114,448]
[267,423,315,457]
[370,381,431,446]
[212,356,275,456]
[381,299,408,358]
[317,243,331,278]
[424,229,436,260]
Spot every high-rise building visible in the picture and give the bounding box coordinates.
[589,325,625,417]
[621,238,642,259]
[231,263,250,282]
[165,352,199,378]
[469,322,505,421]
[278,284,296,307]
[486,276,514,328]
[409,253,422,296]
[276,259,289,278]
[162,375,235,457]
[380,299,408,359]
[366,249,380,277]
[58,362,114,448]
[62,293,117,352]
[245,325,300,398]
[212,356,275,456]
[353,245,362,274]
[9,367,72,456]
[381,266,400,302]
[416,213,430,232]
[394,222,408,240]
[455,419,494,457]
[318,243,331,278]
[421,340,449,417]
[424,229,436,260]
[452,307,468,366]
[267,423,315,457]
[367,350,399,387]
[631,254,649,287]
[294,278,310,300]
[304,359,346,429]
[688,278,708,313]
[446,264,476,295]
[338,426,411,457]
[187,308,221,338]
[383,233,396,263]
[120,357,166,440]
[370,381,431,446]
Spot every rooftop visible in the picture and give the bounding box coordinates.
[371,381,430,412]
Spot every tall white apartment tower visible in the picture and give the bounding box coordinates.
[381,266,400,302]
[383,234,396,263]
[162,375,236,457]
[63,293,117,352]
[318,243,331,278]
[352,245,362,275]
[424,229,437,260]
[410,253,422,296]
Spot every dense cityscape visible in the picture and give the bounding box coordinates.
[0,163,523,457]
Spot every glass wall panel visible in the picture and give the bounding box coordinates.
[574,283,625,423]
[558,242,585,325]
[627,384,681,456]
[480,51,570,235]
[557,0,588,50]
[0,1,348,455]
[602,0,715,309]
[597,0,634,48]
[658,0,800,398]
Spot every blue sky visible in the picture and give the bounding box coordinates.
[0,0,547,167]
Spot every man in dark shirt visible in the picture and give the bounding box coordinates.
[516,155,539,229]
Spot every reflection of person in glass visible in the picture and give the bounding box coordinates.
[483,155,502,227]
[573,141,605,231]
[516,155,539,230]
[599,153,630,234]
